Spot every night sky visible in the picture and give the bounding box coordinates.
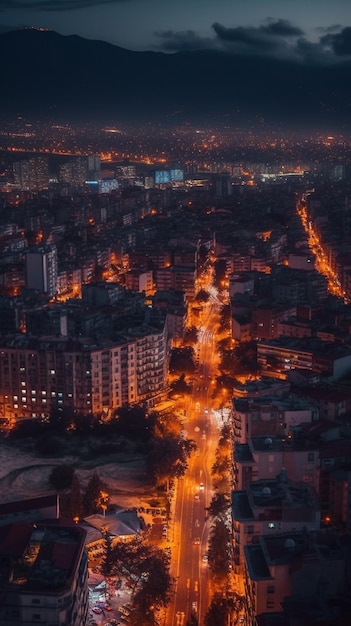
[1,0,351,64]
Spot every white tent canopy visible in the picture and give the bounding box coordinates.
[83,508,141,539]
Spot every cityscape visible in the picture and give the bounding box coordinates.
[2,7,351,626]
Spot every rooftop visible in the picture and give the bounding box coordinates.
[0,521,86,592]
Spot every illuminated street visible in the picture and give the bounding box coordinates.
[297,196,349,302]
[166,286,226,625]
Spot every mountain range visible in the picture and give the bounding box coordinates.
[2,28,351,130]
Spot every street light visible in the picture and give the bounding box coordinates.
[99,490,109,517]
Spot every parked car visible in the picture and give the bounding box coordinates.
[92,606,103,615]
[119,604,131,616]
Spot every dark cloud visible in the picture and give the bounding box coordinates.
[321,26,351,55]
[154,29,216,52]
[154,19,307,59]
[261,18,303,37]
[0,0,127,11]
[294,37,335,64]
[154,18,351,66]
[211,22,289,54]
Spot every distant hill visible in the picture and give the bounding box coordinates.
[2,28,351,129]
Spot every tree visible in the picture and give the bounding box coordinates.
[219,304,231,333]
[207,492,231,519]
[115,404,151,441]
[134,550,173,610]
[83,471,103,515]
[204,595,227,626]
[183,325,199,346]
[147,436,196,487]
[169,373,192,398]
[211,425,232,492]
[100,531,114,577]
[49,464,74,490]
[169,347,196,375]
[204,593,244,626]
[207,518,231,579]
[106,538,173,614]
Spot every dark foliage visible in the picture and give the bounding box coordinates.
[49,464,74,490]
[207,518,232,578]
[204,593,244,626]
[147,436,196,486]
[82,471,104,516]
[36,435,66,456]
[169,346,196,375]
[169,373,192,397]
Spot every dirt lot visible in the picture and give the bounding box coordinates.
[0,434,163,511]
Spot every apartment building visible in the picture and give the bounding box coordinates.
[0,520,88,626]
[25,244,58,297]
[234,436,320,492]
[232,397,317,445]
[244,528,348,622]
[0,323,169,420]
[231,470,320,576]
[257,337,351,380]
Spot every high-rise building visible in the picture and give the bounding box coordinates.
[87,155,101,181]
[25,244,58,297]
[58,157,88,188]
[13,156,49,191]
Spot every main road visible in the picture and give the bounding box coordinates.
[166,298,222,626]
